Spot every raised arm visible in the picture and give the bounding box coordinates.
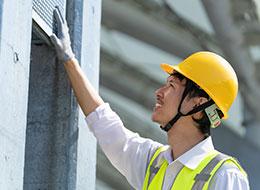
[50,7,104,116]
[63,58,104,116]
[50,8,165,189]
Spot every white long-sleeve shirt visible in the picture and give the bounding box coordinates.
[86,103,250,190]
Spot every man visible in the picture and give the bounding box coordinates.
[50,7,250,190]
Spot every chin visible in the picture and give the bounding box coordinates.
[151,113,162,125]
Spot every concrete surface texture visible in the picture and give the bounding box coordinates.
[0,0,101,189]
[0,0,32,189]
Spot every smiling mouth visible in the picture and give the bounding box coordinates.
[155,103,162,108]
[154,102,163,111]
[156,97,164,105]
[154,96,164,111]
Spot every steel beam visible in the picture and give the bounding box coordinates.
[102,0,213,58]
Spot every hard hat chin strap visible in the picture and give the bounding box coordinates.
[160,82,214,132]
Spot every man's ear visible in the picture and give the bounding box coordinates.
[193,96,209,107]
[192,97,209,119]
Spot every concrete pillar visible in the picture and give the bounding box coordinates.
[74,0,102,189]
[0,0,32,189]
[23,0,101,189]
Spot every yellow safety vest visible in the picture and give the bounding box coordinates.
[142,146,247,190]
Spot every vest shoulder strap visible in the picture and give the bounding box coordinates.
[171,150,220,190]
[192,153,247,190]
[173,151,247,190]
[192,152,229,190]
[142,146,168,190]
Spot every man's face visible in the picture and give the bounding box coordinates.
[151,74,187,126]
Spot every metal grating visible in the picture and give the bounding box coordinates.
[32,0,66,37]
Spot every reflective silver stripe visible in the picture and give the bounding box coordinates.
[191,153,229,190]
[147,147,171,187]
[147,154,161,185]
[169,165,184,190]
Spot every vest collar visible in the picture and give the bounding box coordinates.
[160,136,215,170]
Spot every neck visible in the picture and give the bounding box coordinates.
[167,121,205,159]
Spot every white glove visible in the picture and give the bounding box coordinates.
[50,7,75,63]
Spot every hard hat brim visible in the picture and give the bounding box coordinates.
[160,63,180,75]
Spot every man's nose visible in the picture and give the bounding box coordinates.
[155,86,165,97]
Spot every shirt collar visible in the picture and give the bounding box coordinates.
[162,136,215,170]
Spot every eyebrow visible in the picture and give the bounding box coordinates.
[167,74,180,81]
[166,76,180,85]
[166,75,174,82]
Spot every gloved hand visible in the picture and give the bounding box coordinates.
[50,7,75,63]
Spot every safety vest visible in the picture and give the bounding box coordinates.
[142,146,247,190]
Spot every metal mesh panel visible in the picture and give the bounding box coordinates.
[32,0,66,36]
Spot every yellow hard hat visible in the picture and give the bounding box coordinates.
[161,51,238,119]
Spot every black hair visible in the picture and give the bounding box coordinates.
[171,72,223,137]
